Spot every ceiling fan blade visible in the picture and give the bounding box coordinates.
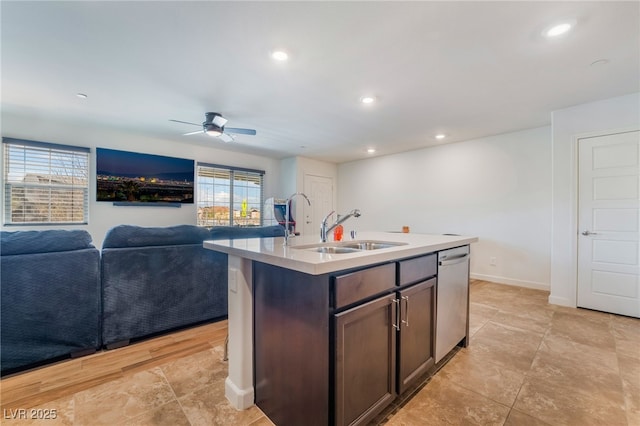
[219,133,235,143]
[224,127,257,136]
[169,119,201,127]
[183,130,205,136]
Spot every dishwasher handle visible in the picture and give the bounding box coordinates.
[439,254,469,266]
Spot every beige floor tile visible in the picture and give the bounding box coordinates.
[618,354,640,389]
[613,315,640,361]
[612,315,640,339]
[387,375,510,426]
[248,415,277,425]
[554,305,612,324]
[550,310,616,351]
[127,400,191,426]
[621,378,640,426]
[537,330,619,373]
[72,367,175,425]
[468,302,499,336]
[490,308,552,334]
[514,376,627,426]
[469,287,520,311]
[160,346,227,398]
[465,321,544,373]
[616,336,640,361]
[528,351,624,397]
[438,350,526,407]
[503,409,552,426]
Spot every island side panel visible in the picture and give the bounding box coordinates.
[253,261,330,426]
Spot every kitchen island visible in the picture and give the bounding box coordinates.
[204,231,477,426]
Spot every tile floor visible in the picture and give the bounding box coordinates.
[3,280,639,425]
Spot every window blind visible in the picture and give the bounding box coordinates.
[3,138,90,225]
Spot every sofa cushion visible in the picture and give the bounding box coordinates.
[209,225,285,240]
[102,225,210,248]
[1,230,94,256]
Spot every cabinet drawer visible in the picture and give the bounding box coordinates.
[333,263,395,309]
[398,254,437,286]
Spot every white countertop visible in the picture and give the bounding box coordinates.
[203,231,478,275]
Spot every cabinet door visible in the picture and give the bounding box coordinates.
[334,295,397,426]
[397,278,436,395]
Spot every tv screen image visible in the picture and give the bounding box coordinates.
[96,148,194,203]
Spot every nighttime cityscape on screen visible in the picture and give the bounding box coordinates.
[96,148,194,203]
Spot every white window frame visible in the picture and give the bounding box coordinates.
[196,163,264,227]
[3,138,90,225]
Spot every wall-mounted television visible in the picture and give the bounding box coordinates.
[96,148,194,204]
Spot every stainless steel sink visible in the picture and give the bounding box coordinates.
[312,246,361,254]
[340,242,403,250]
[293,240,408,254]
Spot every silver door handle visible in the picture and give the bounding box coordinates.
[439,254,469,266]
[581,230,598,236]
[401,295,409,327]
[391,298,400,331]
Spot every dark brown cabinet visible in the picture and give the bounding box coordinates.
[253,253,439,426]
[332,257,436,426]
[397,278,436,395]
[334,295,396,426]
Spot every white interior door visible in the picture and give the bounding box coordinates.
[303,174,333,238]
[577,130,640,318]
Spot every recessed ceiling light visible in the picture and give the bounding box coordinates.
[360,96,376,104]
[367,148,376,154]
[76,93,88,99]
[435,134,446,140]
[271,50,289,61]
[544,21,574,38]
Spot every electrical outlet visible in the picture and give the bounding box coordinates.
[490,257,497,266]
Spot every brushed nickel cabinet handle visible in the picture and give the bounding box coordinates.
[392,298,400,331]
[401,295,409,327]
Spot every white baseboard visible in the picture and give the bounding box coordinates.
[225,376,254,410]
[470,273,550,291]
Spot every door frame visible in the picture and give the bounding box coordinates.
[565,126,639,308]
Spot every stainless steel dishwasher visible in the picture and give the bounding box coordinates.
[435,245,470,363]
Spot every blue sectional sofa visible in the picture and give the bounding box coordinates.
[101,224,226,348]
[1,224,285,374]
[0,230,102,375]
[101,224,285,349]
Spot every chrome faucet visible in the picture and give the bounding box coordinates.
[320,209,361,242]
[284,192,311,246]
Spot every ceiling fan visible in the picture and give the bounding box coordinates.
[169,112,257,142]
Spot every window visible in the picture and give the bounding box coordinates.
[197,163,264,227]
[3,138,89,225]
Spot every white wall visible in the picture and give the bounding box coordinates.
[1,112,282,248]
[550,92,640,307]
[338,126,552,290]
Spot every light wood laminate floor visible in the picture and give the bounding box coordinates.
[1,280,638,425]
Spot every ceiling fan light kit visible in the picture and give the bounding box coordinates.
[204,124,223,137]
[170,112,256,142]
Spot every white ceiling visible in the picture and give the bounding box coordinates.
[2,1,639,164]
